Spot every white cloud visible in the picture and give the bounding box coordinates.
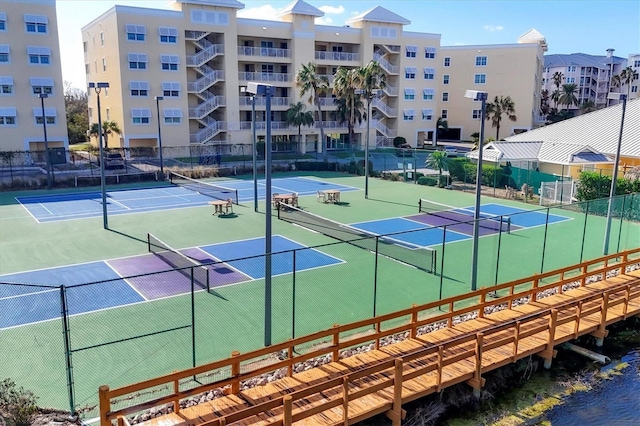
[237,4,279,20]
[315,16,334,25]
[483,25,504,32]
[319,5,345,14]
[351,10,360,16]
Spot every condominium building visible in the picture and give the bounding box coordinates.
[0,0,68,155]
[542,50,627,110]
[627,53,640,101]
[79,0,547,153]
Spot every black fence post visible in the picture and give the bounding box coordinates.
[540,207,550,273]
[616,195,627,253]
[373,236,379,319]
[580,201,589,263]
[191,268,196,370]
[439,226,447,302]
[60,285,75,415]
[292,250,296,340]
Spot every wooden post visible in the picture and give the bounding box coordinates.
[478,293,486,318]
[287,344,294,377]
[594,292,610,347]
[99,385,110,426]
[532,275,539,301]
[472,332,484,398]
[436,346,444,392]
[231,351,241,394]
[375,321,381,350]
[332,324,340,362]
[623,285,630,319]
[342,376,349,425]
[513,321,520,362]
[410,304,418,338]
[389,358,403,426]
[283,395,293,426]
[580,265,588,287]
[173,376,180,413]
[574,302,583,338]
[543,309,558,369]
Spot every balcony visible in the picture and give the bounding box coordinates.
[239,121,290,130]
[190,119,227,144]
[373,52,399,75]
[239,97,292,107]
[314,51,360,62]
[238,72,291,83]
[372,98,397,117]
[315,121,349,129]
[237,46,291,59]
[189,96,226,120]
[318,97,337,107]
[186,41,224,67]
[187,68,225,93]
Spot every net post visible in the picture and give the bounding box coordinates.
[191,268,196,370]
[60,285,76,415]
[292,250,296,340]
[147,233,151,252]
[205,267,210,293]
[418,198,422,213]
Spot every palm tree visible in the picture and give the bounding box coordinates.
[551,71,564,108]
[550,90,561,111]
[356,61,386,146]
[612,66,638,98]
[284,102,314,151]
[435,116,448,145]
[295,62,329,161]
[90,120,121,150]
[425,150,450,187]
[484,96,517,140]
[580,100,597,114]
[559,83,578,110]
[332,67,363,156]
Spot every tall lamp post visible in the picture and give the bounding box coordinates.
[154,96,165,178]
[241,86,259,212]
[465,89,488,291]
[356,88,382,199]
[88,82,110,230]
[603,93,627,255]
[246,82,274,346]
[38,93,52,189]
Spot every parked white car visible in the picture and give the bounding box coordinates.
[443,146,459,157]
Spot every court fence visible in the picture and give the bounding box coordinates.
[1,193,639,418]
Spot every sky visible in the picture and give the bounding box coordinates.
[56,0,640,90]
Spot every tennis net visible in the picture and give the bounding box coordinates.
[147,233,210,290]
[418,199,511,233]
[170,172,239,205]
[278,205,437,274]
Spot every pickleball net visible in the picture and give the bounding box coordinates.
[169,172,239,205]
[147,233,210,291]
[278,204,437,274]
[418,199,511,233]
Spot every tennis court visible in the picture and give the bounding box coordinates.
[15,175,359,223]
[1,172,638,415]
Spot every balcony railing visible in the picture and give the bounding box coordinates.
[186,42,224,67]
[238,72,291,83]
[372,98,397,117]
[239,121,290,130]
[189,96,226,119]
[373,119,395,137]
[239,97,292,107]
[314,51,360,62]
[317,74,335,84]
[315,121,349,129]
[373,53,399,75]
[187,69,225,93]
[237,46,291,58]
[382,84,399,96]
[190,120,227,144]
[185,30,209,41]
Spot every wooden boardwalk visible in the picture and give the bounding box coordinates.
[100,249,640,426]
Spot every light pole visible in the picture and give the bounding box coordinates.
[246,82,274,346]
[241,86,259,212]
[356,89,381,199]
[465,89,488,291]
[38,93,52,189]
[155,96,165,178]
[88,82,110,230]
[603,93,627,255]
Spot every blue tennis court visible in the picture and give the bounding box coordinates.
[16,177,359,223]
[0,235,343,329]
[350,203,571,248]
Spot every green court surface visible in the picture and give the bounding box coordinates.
[1,172,638,415]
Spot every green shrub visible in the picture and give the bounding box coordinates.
[393,136,407,147]
[418,176,438,186]
[0,379,39,426]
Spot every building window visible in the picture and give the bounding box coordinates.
[0,76,13,95]
[127,53,148,70]
[0,107,16,125]
[126,24,146,42]
[0,45,8,63]
[24,14,48,33]
[444,57,450,67]
[441,109,448,119]
[160,55,180,71]
[472,109,482,120]
[162,81,181,97]
[100,32,104,47]
[566,77,575,83]
[423,88,435,101]
[634,60,640,67]
[421,109,433,121]
[27,46,51,65]
[567,66,576,72]
[405,45,417,58]
[131,108,151,124]
[163,108,183,124]
[631,85,638,93]
[475,56,487,66]
[404,88,415,100]
[474,74,486,84]
[190,10,229,25]
[30,77,54,95]
[370,25,397,39]
[425,47,436,59]
[0,12,6,31]
[404,67,416,79]
[85,63,90,74]
[403,109,415,121]
[33,107,56,124]
[423,67,435,80]
[442,92,449,102]
[443,74,450,85]
[129,80,149,97]
[159,27,178,44]
[102,58,107,72]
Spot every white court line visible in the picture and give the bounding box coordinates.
[0,287,59,301]
[37,203,54,215]
[103,261,148,301]
[193,247,255,281]
[15,197,41,223]
[106,198,131,210]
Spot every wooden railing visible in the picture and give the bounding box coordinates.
[99,248,640,426]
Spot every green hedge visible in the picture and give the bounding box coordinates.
[576,171,640,201]
[418,176,438,186]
